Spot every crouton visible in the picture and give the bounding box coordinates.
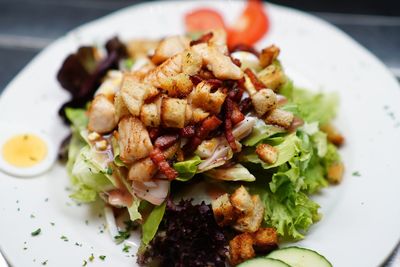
[181,49,202,75]
[230,186,254,214]
[140,97,162,127]
[114,91,130,122]
[120,74,158,116]
[259,45,280,68]
[251,89,277,116]
[258,64,286,91]
[321,123,345,146]
[252,227,278,252]
[212,193,236,226]
[158,73,194,97]
[229,232,255,266]
[327,162,344,184]
[152,35,190,65]
[233,195,264,233]
[161,97,187,128]
[265,109,294,129]
[189,81,227,114]
[88,95,117,134]
[256,143,278,164]
[118,116,153,163]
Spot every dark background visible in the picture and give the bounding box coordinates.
[0,0,399,91]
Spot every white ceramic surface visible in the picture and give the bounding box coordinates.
[0,1,400,266]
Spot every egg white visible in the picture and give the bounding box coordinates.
[0,127,57,177]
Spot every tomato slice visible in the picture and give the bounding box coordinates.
[184,8,226,32]
[227,0,269,49]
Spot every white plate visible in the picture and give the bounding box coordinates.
[1,1,400,266]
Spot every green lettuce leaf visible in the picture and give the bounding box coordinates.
[174,156,202,181]
[141,201,167,245]
[65,108,88,131]
[205,164,256,182]
[127,198,142,222]
[243,119,285,147]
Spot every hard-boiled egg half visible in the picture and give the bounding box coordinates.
[0,127,57,177]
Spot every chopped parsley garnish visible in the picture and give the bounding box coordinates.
[45,198,49,202]
[30,214,35,218]
[61,235,69,242]
[122,244,131,253]
[106,167,113,175]
[50,222,55,226]
[31,228,41,236]
[114,230,130,244]
[89,253,94,262]
[75,242,82,247]
[99,255,106,261]
[352,171,361,177]
[82,260,87,266]
[41,260,48,265]
[85,220,89,225]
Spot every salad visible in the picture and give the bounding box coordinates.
[57,7,344,266]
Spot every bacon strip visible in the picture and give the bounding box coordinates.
[224,98,238,151]
[239,97,252,113]
[244,68,265,91]
[231,103,245,125]
[228,81,244,103]
[180,125,196,138]
[148,127,161,142]
[187,115,222,151]
[150,147,178,180]
[190,32,214,46]
[154,134,179,150]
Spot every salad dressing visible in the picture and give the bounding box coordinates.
[2,134,47,167]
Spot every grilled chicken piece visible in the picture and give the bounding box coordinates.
[265,109,294,129]
[152,35,190,65]
[229,232,256,266]
[95,70,123,100]
[209,29,228,54]
[131,179,169,206]
[256,143,278,164]
[114,91,130,122]
[192,43,243,80]
[143,53,183,89]
[118,116,153,164]
[251,89,277,116]
[259,45,280,68]
[88,95,117,134]
[189,81,227,114]
[233,195,265,233]
[120,74,158,116]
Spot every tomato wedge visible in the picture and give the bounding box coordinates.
[184,8,226,32]
[227,0,269,49]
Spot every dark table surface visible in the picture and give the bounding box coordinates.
[0,0,399,265]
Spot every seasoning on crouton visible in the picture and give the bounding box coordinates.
[189,81,227,114]
[265,109,294,129]
[327,161,344,184]
[321,123,345,146]
[256,143,278,164]
[252,227,278,252]
[230,186,254,214]
[251,88,277,116]
[257,64,287,91]
[233,195,264,233]
[229,232,255,266]
[140,97,162,127]
[259,45,280,68]
[181,50,202,75]
[158,73,194,97]
[211,193,236,226]
[161,97,187,128]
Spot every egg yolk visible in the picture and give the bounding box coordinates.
[2,134,47,167]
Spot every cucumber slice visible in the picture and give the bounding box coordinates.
[238,257,291,267]
[266,247,332,267]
